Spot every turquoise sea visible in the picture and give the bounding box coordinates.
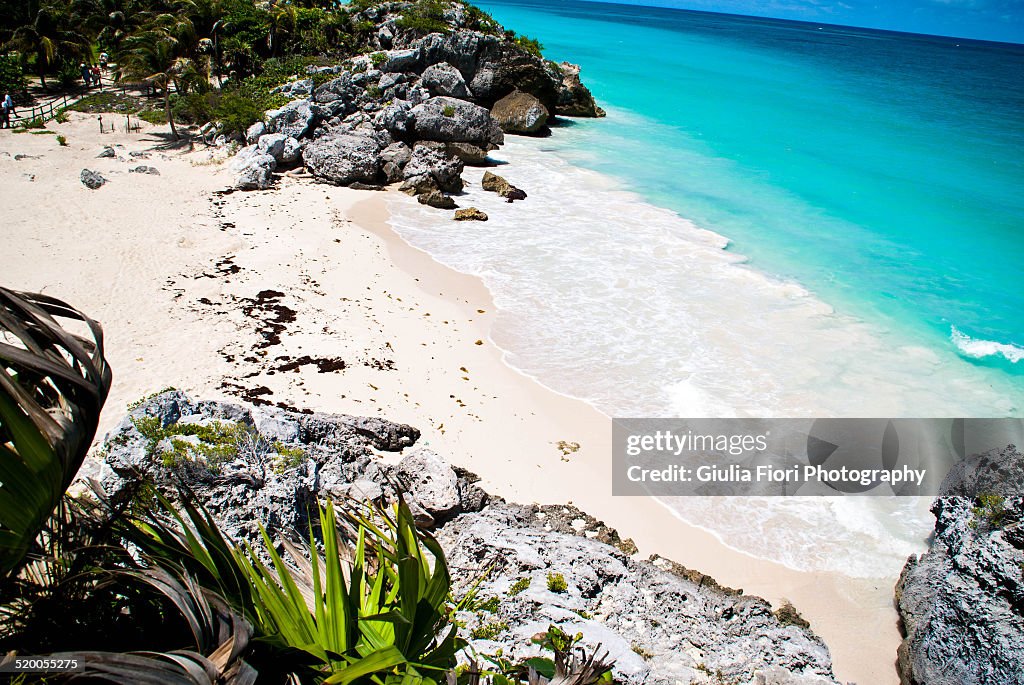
[479,0,1024,380]
[386,0,1024,575]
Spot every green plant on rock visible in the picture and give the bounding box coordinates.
[970,493,1009,530]
[507,576,530,597]
[546,572,568,593]
[513,34,543,57]
[442,104,456,117]
[369,51,388,66]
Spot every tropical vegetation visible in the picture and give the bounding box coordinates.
[0,0,541,136]
[0,286,614,682]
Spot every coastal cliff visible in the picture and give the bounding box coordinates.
[99,390,839,685]
[895,448,1024,685]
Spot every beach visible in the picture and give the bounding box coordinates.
[3,113,901,684]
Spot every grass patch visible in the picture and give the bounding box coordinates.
[56,134,68,146]
[70,91,146,114]
[272,442,306,473]
[30,129,56,135]
[137,109,167,125]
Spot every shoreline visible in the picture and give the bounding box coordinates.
[2,115,899,684]
[364,189,905,685]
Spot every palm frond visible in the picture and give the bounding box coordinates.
[0,288,112,577]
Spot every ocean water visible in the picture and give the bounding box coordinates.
[386,0,1024,577]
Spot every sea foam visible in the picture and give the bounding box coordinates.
[951,326,1024,365]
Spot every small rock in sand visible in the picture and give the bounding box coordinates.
[97,146,116,158]
[417,190,457,210]
[129,165,160,175]
[80,169,107,189]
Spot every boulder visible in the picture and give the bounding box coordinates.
[97,146,116,158]
[469,43,559,111]
[895,490,1024,685]
[410,96,503,149]
[266,99,316,139]
[551,61,606,118]
[233,152,276,190]
[454,207,487,221]
[302,132,382,185]
[481,170,526,202]
[245,121,266,145]
[446,141,489,165]
[80,169,107,189]
[376,100,414,137]
[417,190,457,210]
[380,141,412,183]
[280,136,303,165]
[491,90,549,135]
[393,449,461,522]
[257,133,287,161]
[401,143,464,194]
[421,62,472,98]
[129,165,160,175]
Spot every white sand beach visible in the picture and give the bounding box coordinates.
[2,113,901,684]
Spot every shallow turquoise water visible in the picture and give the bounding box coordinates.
[476,0,1024,379]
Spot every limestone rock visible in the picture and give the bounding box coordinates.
[410,96,503,149]
[129,165,160,175]
[245,121,266,145]
[393,449,461,522]
[302,132,382,185]
[421,62,472,98]
[895,491,1024,685]
[491,90,549,135]
[80,169,107,189]
[481,170,526,202]
[97,146,115,158]
[417,190,457,210]
[231,147,276,190]
[401,143,464,194]
[265,99,316,139]
[454,207,487,221]
[550,61,606,118]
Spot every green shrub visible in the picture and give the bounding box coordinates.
[513,34,544,57]
[171,91,217,125]
[137,109,167,125]
[546,572,568,593]
[0,55,27,96]
[442,104,455,117]
[470,620,509,640]
[971,493,1009,529]
[396,0,451,34]
[213,91,265,135]
[57,134,69,145]
[366,84,383,99]
[507,576,530,596]
[369,51,388,66]
[18,117,45,129]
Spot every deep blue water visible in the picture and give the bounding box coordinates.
[476,0,1024,380]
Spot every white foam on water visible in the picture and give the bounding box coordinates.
[951,326,1024,364]
[385,135,1022,577]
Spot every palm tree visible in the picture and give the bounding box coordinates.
[0,287,111,577]
[5,4,91,89]
[119,17,196,140]
[265,1,297,57]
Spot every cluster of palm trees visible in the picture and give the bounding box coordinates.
[1,0,363,136]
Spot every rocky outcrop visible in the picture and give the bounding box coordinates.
[550,61,606,118]
[895,488,1024,685]
[80,169,107,189]
[97,391,838,685]
[302,132,383,186]
[491,90,549,135]
[454,207,487,221]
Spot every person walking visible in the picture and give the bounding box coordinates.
[1,92,13,129]
[80,63,91,87]
[99,52,108,70]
